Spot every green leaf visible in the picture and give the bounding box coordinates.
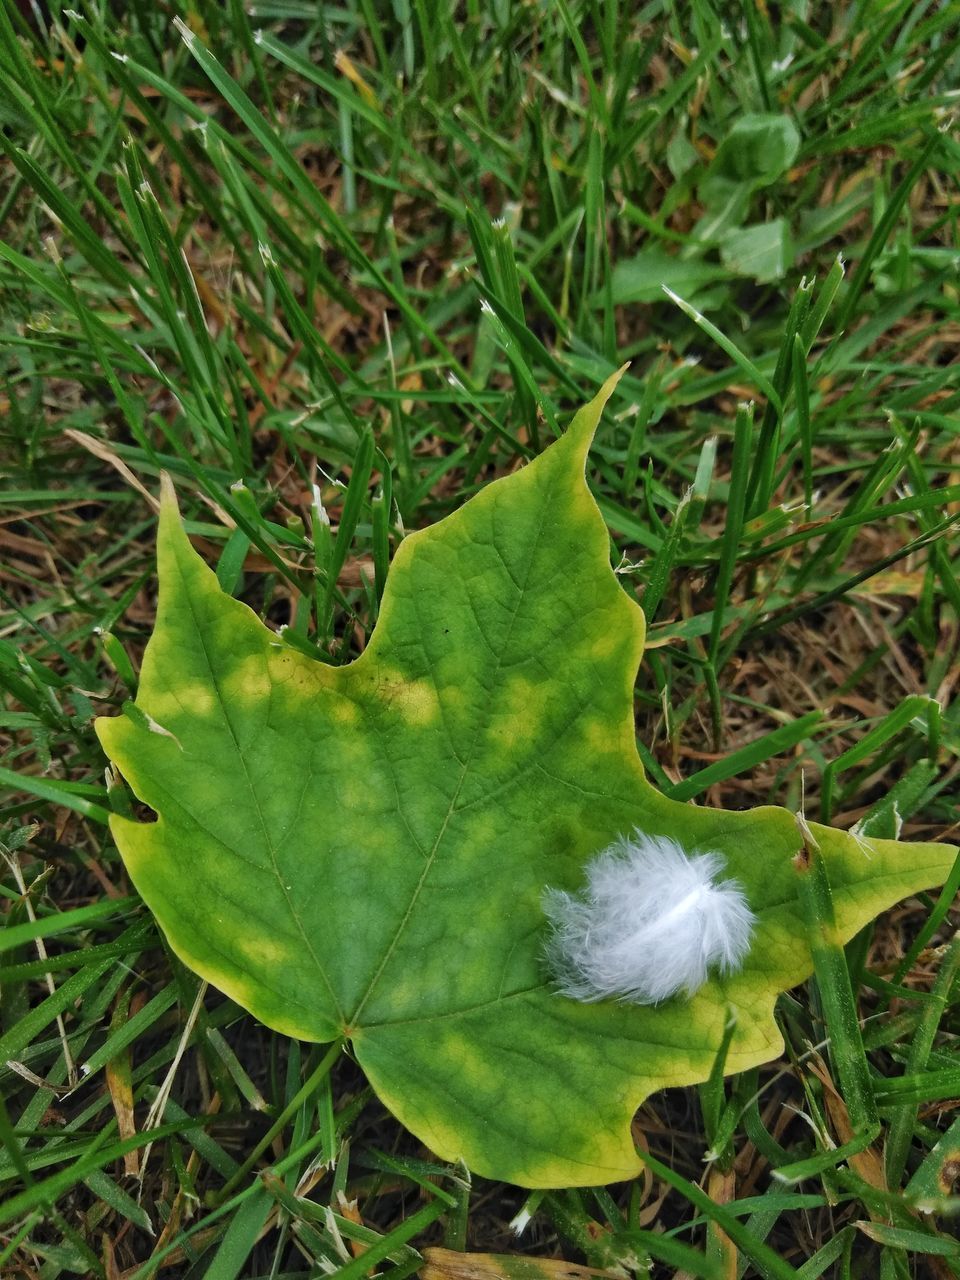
[720,219,795,283]
[610,249,728,305]
[95,371,955,1189]
[695,114,801,243]
[702,114,801,202]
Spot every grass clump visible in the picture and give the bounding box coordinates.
[2,2,960,1276]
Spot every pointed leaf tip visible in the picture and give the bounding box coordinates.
[566,364,630,456]
[157,474,184,548]
[158,471,177,509]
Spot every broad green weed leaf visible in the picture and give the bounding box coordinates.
[701,114,801,205]
[96,371,955,1188]
[720,219,795,284]
[610,249,728,305]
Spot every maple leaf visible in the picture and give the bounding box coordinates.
[96,371,955,1187]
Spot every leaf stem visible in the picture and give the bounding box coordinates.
[210,1039,344,1204]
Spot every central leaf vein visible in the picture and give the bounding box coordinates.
[347,470,561,1027]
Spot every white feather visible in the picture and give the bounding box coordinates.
[543,832,756,1005]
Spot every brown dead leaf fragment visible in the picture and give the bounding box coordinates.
[421,1249,622,1280]
[806,1054,886,1193]
[106,989,142,1175]
[706,1166,737,1280]
[336,1191,369,1262]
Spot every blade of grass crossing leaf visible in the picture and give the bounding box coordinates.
[796,821,878,1131]
[700,1008,739,1161]
[98,630,137,699]
[884,934,960,1188]
[216,525,252,597]
[857,759,939,840]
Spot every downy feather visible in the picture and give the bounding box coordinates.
[543,832,755,1005]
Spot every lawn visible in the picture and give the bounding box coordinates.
[2,2,960,1276]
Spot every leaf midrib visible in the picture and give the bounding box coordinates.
[346,466,561,1029]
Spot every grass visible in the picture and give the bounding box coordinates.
[1,0,959,1275]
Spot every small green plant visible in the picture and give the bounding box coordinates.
[96,372,955,1188]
